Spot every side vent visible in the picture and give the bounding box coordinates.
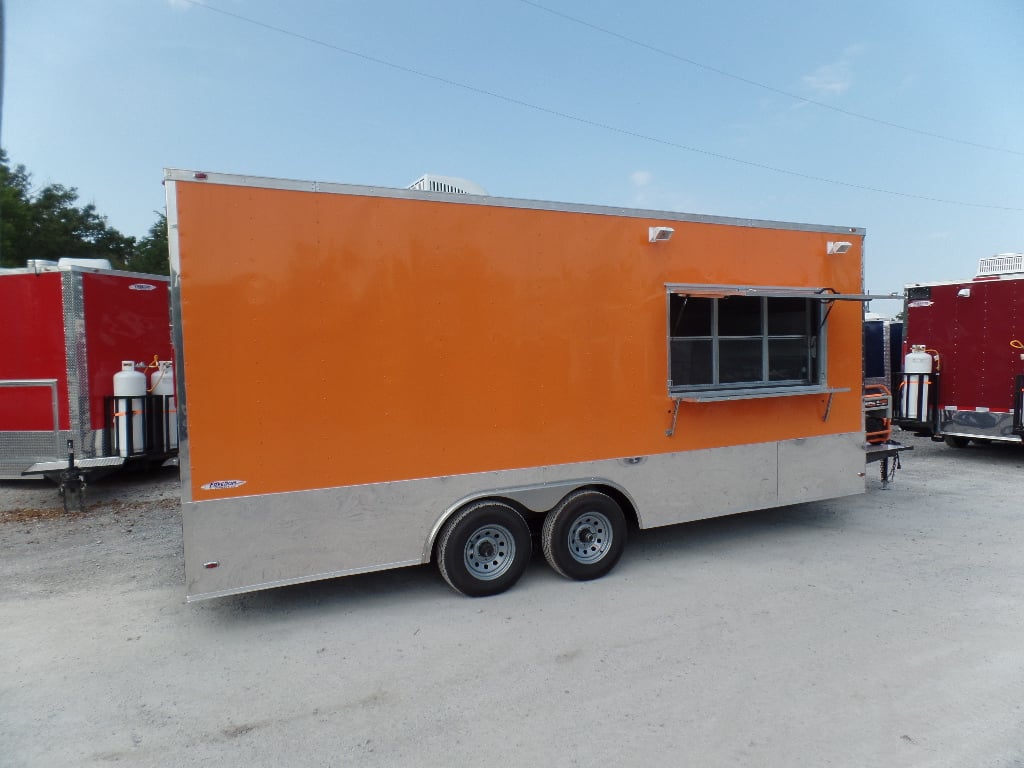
[408,174,488,196]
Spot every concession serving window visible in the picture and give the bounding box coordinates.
[666,284,874,402]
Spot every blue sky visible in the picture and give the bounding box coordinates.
[4,0,1022,303]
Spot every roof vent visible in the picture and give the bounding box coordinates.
[58,257,113,271]
[976,253,1024,277]
[26,259,58,271]
[407,174,488,196]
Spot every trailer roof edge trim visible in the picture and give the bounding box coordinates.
[666,284,880,302]
[163,168,865,236]
[905,273,1024,289]
[0,265,170,281]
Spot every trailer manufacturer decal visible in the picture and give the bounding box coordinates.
[201,479,247,490]
[129,283,157,291]
[907,300,933,308]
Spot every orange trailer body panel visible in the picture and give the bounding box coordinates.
[167,170,867,600]
[172,179,863,501]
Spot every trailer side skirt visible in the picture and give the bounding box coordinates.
[938,408,1022,443]
[184,431,864,601]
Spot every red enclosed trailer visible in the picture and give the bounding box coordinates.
[0,261,176,497]
[897,253,1024,447]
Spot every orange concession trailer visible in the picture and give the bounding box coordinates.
[166,169,870,601]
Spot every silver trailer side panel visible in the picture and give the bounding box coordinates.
[184,432,864,601]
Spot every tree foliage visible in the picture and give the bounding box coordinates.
[0,149,169,274]
[128,213,170,275]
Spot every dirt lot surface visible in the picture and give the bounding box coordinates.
[2,434,1023,767]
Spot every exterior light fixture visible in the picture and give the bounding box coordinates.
[649,226,674,243]
[827,241,852,255]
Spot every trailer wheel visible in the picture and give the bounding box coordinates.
[437,501,532,597]
[945,436,971,449]
[542,490,626,581]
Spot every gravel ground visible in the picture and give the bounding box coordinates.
[1,434,1023,767]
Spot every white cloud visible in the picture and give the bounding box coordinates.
[802,45,864,96]
[630,170,653,188]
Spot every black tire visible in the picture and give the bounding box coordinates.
[437,501,532,597]
[541,490,627,581]
[945,435,971,449]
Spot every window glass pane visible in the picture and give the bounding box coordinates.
[669,295,712,337]
[667,290,824,393]
[718,297,761,336]
[768,338,810,381]
[767,298,809,334]
[670,339,713,386]
[719,339,762,383]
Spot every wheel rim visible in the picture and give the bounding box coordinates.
[463,524,517,580]
[566,511,613,564]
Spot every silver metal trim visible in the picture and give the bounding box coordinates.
[674,386,850,403]
[0,379,64,475]
[24,456,125,473]
[942,432,1022,444]
[163,168,865,236]
[0,265,170,282]
[906,273,1024,290]
[666,283,880,302]
[186,559,424,603]
[666,287,840,397]
[939,409,1022,443]
[61,270,91,457]
[182,433,865,600]
[0,379,61,455]
[165,179,192,504]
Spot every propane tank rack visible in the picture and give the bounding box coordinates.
[102,394,179,459]
[21,395,178,512]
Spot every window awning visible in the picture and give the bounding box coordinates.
[666,283,887,302]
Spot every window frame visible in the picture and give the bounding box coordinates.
[665,284,872,401]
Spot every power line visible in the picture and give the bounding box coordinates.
[516,0,1024,159]
[179,0,1024,212]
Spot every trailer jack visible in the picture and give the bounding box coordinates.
[22,442,125,513]
[57,441,87,514]
[864,441,911,489]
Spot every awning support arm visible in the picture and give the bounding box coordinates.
[665,399,681,437]
[822,391,836,422]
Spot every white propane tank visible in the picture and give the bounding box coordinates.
[901,345,933,420]
[114,361,147,456]
[150,360,177,451]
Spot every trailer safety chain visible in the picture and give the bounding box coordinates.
[880,451,901,490]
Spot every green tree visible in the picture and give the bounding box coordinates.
[127,212,170,275]
[0,150,33,264]
[0,148,140,269]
